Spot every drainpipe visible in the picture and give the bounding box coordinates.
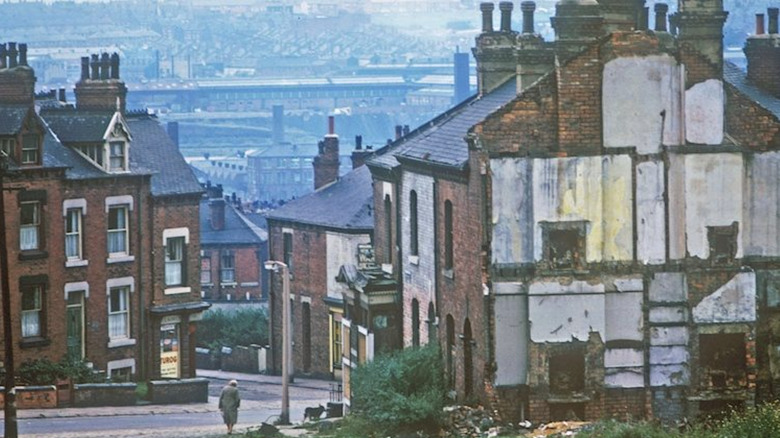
[137,182,147,381]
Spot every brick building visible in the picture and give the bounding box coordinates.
[366,0,780,425]
[199,183,268,302]
[266,119,385,380]
[0,45,207,381]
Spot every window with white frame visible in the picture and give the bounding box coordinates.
[21,133,39,165]
[20,201,40,251]
[107,205,129,255]
[108,286,130,340]
[221,251,235,284]
[165,236,185,286]
[65,208,83,260]
[0,137,15,158]
[109,141,126,171]
[21,285,43,338]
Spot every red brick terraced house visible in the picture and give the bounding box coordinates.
[0,46,208,381]
[366,0,780,425]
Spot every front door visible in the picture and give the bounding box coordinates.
[66,291,85,361]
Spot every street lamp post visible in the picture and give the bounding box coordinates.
[264,260,290,425]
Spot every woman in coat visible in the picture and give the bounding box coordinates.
[219,379,241,434]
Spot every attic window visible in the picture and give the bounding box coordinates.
[21,134,39,165]
[109,141,126,171]
[0,138,15,159]
[708,223,737,264]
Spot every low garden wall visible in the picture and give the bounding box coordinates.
[148,378,209,404]
[73,382,137,407]
[0,385,58,409]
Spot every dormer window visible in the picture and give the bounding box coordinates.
[21,133,40,165]
[0,137,15,158]
[109,141,126,171]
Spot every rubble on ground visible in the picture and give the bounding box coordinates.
[440,405,590,438]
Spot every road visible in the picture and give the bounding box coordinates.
[1,373,332,438]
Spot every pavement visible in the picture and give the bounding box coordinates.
[13,369,335,438]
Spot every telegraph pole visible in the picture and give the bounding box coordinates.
[0,156,18,437]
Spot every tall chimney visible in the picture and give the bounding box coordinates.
[654,3,668,32]
[80,56,89,80]
[0,44,7,69]
[90,54,99,79]
[769,7,779,34]
[272,104,284,144]
[100,53,110,80]
[756,13,765,35]
[313,118,340,190]
[453,50,470,105]
[58,88,66,103]
[209,198,226,231]
[676,0,728,83]
[481,2,495,32]
[110,53,120,79]
[499,1,513,32]
[8,43,17,68]
[167,121,180,148]
[18,43,27,66]
[395,125,403,140]
[351,135,371,169]
[521,1,536,34]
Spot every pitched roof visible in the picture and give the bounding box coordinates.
[200,198,266,246]
[127,114,203,197]
[369,79,517,170]
[0,104,28,135]
[724,61,780,119]
[265,165,373,231]
[40,109,113,143]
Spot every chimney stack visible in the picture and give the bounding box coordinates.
[75,52,128,113]
[351,135,371,169]
[756,13,765,35]
[167,121,180,148]
[654,3,668,32]
[453,50,470,105]
[395,125,403,140]
[745,7,780,97]
[769,7,779,34]
[313,118,340,190]
[58,88,66,103]
[499,1,513,32]
[521,1,536,34]
[0,41,37,106]
[481,2,495,32]
[676,0,728,83]
[209,198,226,231]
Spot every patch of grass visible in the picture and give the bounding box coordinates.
[135,381,148,400]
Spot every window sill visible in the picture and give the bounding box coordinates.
[19,250,48,261]
[201,283,214,288]
[443,269,454,280]
[108,338,137,349]
[408,255,420,266]
[107,255,135,264]
[66,259,89,268]
[240,281,260,287]
[381,263,393,274]
[20,337,51,348]
[164,286,192,295]
[220,282,237,288]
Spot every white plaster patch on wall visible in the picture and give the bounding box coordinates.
[650,364,690,386]
[606,368,645,388]
[667,154,687,260]
[744,151,780,256]
[614,278,643,292]
[650,326,689,346]
[649,307,688,324]
[326,232,371,299]
[692,272,757,323]
[604,348,644,368]
[495,292,529,386]
[491,157,534,264]
[529,293,605,343]
[684,153,743,259]
[605,292,643,341]
[650,346,690,365]
[602,55,683,154]
[636,160,666,264]
[494,282,524,295]
[685,79,723,145]
[649,272,687,302]
[529,280,605,295]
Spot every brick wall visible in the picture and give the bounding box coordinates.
[725,83,780,151]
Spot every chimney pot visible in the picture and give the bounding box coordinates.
[110,53,120,79]
[769,7,779,34]
[80,56,89,80]
[0,44,6,69]
[90,54,99,80]
[654,3,669,32]
[403,125,410,135]
[355,135,363,150]
[480,2,495,32]
[756,13,766,35]
[58,88,66,103]
[18,43,27,66]
[328,115,335,135]
[499,1,513,32]
[8,42,17,68]
[100,53,110,80]
[395,125,403,140]
[639,6,649,31]
[521,1,536,34]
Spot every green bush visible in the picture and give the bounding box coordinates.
[197,307,269,350]
[15,358,104,386]
[350,345,446,436]
[710,402,780,438]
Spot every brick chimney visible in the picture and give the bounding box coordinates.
[473,2,519,95]
[74,52,128,113]
[745,8,780,97]
[351,135,373,169]
[674,0,729,84]
[551,0,606,60]
[453,50,471,105]
[0,42,36,106]
[598,0,645,33]
[313,116,340,190]
[207,183,226,231]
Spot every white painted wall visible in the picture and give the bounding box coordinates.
[636,160,666,264]
[685,79,724,145]
[494,282,528,386]
[326,231,372,299]
[692,272,757,324]
[491,158,534,265]
[745,151,780,256]
[603,55,684,154]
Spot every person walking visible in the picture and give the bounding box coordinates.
[219,379,241,434]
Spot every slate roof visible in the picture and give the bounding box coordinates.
[0,104,28,135]
[724,61,780,119]
[40,109,113,143]
[265,165,374,231]
[369,79,516,170]
[200,198,266,246]
[126,114,202,197]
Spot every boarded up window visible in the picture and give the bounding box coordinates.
[699,333,746,387]
[542,221,587,270]
[707,223,737,264]
[549,350,585,393]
